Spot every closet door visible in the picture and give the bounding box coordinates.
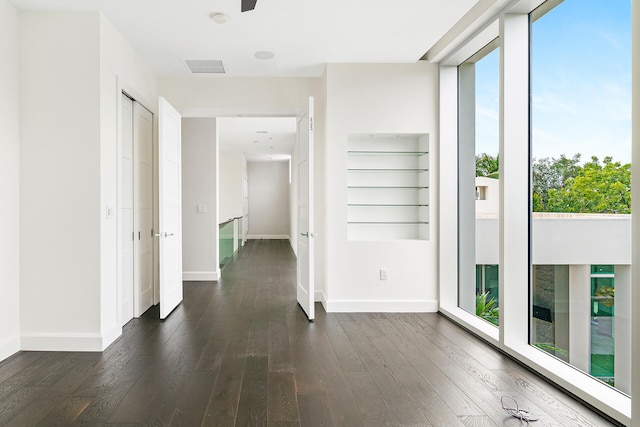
[119,95,135,326]
[133,102,154,316]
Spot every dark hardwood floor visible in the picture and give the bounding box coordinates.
[0,239,619,426]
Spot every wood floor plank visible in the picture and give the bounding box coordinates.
[267,371,300,424]
[306,328,365,427]
[202,335,250,426]
[0,352,45,384]
[235,355,268,427]
[297,394,334,427]
[268,320,293,373]
[344,370,400,426]
[339,320,429,426]
[458,415,499,427]
[288,335,324,395]
[136,346,203,425]
[370,315,485,417]
[169,368,218,426]
[35,397,92,426]
[4,353,100,426]
[0,240,620,427]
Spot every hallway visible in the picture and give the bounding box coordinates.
[0,239,618,426]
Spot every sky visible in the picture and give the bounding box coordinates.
[475,0,632,164]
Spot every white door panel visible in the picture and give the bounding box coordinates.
[134,102,154,316]
[119,95,134,326]
[158,96,183,320]
[297,96,315,320]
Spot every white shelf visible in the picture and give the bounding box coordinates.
[347,134,430,241]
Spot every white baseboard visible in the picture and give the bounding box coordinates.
[101,325,122,350]
[182,271,220,281]
[21,332,105,352]
[323,299,439,313]
[0,334,20,362]
[246,235,290,240]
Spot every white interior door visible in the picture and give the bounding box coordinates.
[134,102,154,316]
[119,94,135,326]
[158,96,183,319]
[297,96,315,320]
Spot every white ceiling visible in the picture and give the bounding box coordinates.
[10,0,479,159]
[10,0,478,78]
[218,116,297,161]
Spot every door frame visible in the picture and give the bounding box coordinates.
[116,77,158,327]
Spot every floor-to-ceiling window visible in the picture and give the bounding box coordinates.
[458,40,500,327]
[530,0,631,395]
[441,0,633,421]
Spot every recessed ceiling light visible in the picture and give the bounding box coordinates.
[210,12,229,24]
[254,51,275,60]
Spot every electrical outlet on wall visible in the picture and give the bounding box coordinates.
[379,269,388,281]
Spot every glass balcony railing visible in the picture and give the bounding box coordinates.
[219,216,245,269]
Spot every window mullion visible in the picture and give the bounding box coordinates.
[499,13,530,350]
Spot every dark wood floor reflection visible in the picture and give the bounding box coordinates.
[0,239,619,426]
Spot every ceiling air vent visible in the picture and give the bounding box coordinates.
[185,59,225,74]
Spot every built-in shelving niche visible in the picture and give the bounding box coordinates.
[347,133,429,241]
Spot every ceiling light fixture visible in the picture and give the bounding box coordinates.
[254,51,275,60]
[209,12,229,24]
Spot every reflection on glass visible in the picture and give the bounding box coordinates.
[219,220,235,269]
[530,0,631,393]
[591,267,615,386]
[458,40,500,326]
[531,265,569,362]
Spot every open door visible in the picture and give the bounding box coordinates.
[157,97,183,319]
[297,96,315,320]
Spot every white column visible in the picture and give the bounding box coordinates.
[499,14,530,350]
[233,219,239,253]
[568,265,591,373]
[458,62,477,313]
[615,265,631,395]
[438,65,461,312]
[632,0,640,425]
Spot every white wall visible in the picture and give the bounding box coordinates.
[18,11,158,353]
[476,215,632,265]
[0,0,21,360]
[20,11,103,350]
[219,151,246,222]
[247,161,290,238]
[160,75,326,293]
[99,13,158,347]
[324,63,439,312]
[475,176,499,214]
[159,77,314,117]
[182,118,219,281]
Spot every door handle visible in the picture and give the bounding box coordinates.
[153,232,175,238]
[300,232,309,237]
[300,232,317,238]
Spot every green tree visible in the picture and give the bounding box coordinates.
[476,153,499,178]
[532,154,582,212]
[548,156,631,214]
